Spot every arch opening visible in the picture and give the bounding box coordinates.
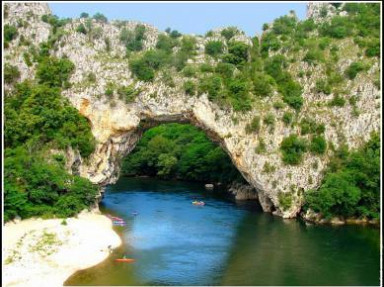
[116,121,258,201]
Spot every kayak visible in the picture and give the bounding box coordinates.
[192,201,205,206]
[108,215,124,221]
[112,220,125,224]
[115,258,135,263]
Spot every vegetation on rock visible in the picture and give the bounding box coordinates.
[305,133,380,219]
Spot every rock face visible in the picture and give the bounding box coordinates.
[4,3,381,218]
[228,183,258,201]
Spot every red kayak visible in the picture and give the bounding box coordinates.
[115,258,135,263]
[108,215,124,221]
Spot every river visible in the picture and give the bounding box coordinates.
[65,177,380,286]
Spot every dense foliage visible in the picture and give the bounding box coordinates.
[305,133,380,219]
[4,147,98,221]
[4,53,97,221]
[121,124,245,184]
[280,134,308,165]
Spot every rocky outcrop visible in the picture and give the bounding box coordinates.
[228,183,258,201]
[4,3,381,219]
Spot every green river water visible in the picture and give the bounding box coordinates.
[65,178,380,286]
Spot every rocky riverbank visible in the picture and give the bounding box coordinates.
[2,209,121,287]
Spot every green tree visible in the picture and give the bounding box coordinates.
[205,40,224,57]
[280,134,307,165]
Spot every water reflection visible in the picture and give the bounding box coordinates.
[66,178,380,286]
[221,213,380,286]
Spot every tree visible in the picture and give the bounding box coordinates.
[4,64,20,84]
[36,57,75,88]
[205,40,224,57]
[280,134,307,165]
[93,12,108,23]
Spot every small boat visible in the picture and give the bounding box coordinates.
[115,258,135,263]
[113,222,126,226]
[108,215,124,221]
[192,201,205,206]
[112,220,125,223]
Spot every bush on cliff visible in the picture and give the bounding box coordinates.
[305,133,380,219]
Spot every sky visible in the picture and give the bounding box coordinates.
[49,2,308,36]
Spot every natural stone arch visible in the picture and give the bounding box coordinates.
[5,2,381,219]
[67,89,286,217]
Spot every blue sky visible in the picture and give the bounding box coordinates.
[49,2,308,36]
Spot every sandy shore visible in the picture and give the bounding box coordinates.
[2,209,122,287]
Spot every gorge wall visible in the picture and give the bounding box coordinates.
[4,3,381,218]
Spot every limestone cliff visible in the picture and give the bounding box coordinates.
[4,3,381,218]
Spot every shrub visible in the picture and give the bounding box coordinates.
[282,112,293,125]
[205,30,214,37]
[245,116,260,134]
[318,37,331,50]
[171,51,188,71]
[76,23,87,34]
[273,101,285,109]
[183,80,196,95]
[105,87,113,97]
[280,134,307,165]
[4,24,18,43]
[169,30,182,38]
[303,49,324,65]
[220,26,239,41]
[300,118,325,135]
[36,57,75,88]
[182,65,197,77]
[227,77,252,111]
[205,40,224,57]
[93,12,108,23]
[156,34,176,53]
[120,25,146,52]
[264,55,303,110]
[263,162,276,173]
[4,64,21,84]
[130,58,154,81]
[320,16,352,39]
[279,80,303,110]
[263,113,275,126]
[260,32,281,54]
[365,39,380,57]
[272,15,297,35]
[252,72,275,97]
[315,79,331,94]
[278,192,293,211]
[345,62,365,80]
[329,95,346,107]
[199,76,223,100]
[23,52,33,67]
[255,138,266,154]
[200,63,214,73]
[129,50,168,82]
[310,135,327,155]
[223,41,249,66]
[180,36,197,54]
[215,62,235,78]
[117,84,140,103]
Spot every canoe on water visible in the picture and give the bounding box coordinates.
[109,215,124,221]
[192,201,205,206]
[115,258,135,263]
